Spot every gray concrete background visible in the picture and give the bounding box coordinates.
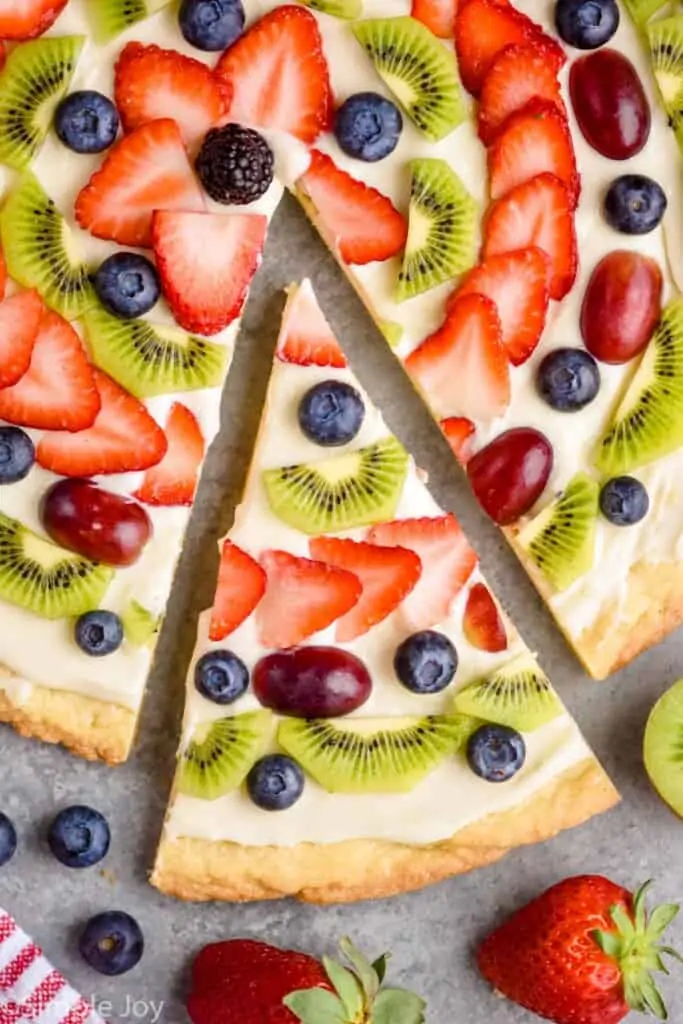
[1,195,682,1023]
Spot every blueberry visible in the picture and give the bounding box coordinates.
[334,92,403,162]
[179,0,245,51]
[467,724,526,782]
[394,630,458,694]
[48,805,110,868]
[194,650,249,704]
[536,348,600,411]
[75,611,124,657]
[0,426,35,484]
[79,911,144,976]
[298,380,365,446]
[94,252,160,320]
[554,0,619,49]
[54,91,119,154]
[599,476,649,525]
[0,812,17,867]
[604,174,668,235]
[247,754,305,811]
[196,124,274,205]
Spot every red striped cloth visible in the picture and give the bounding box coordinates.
[0,910,103,1024]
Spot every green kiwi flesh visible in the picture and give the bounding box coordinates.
[395,158,478,302]
[643,676,683,818]
[84,306,228,399]
[300,0,362,18]
[277,715,473,793]
[0,36,84,170]
[595,300,683,474]
[0,513,113,619]
[646,16,683,153]
[0,173,96,319]
[379,319,404,348]
[121,600,160,647]
[86,0,173,42]
[453,654,563,732]
[177,711,272,801]
[262,436,409,535]
[623,0,668,27]
[352,18,465,141]
[516,473,599,592]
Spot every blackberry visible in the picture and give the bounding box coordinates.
[196,124,274,205]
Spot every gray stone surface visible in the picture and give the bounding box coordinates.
[2,195,683,1024]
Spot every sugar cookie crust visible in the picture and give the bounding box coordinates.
[0,667,136,764]
[151,757,618,903]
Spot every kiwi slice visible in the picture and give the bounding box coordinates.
[177,711,272,801]
[84,306,228,399]
[278,715,472,793]
[262,436,409,535]
[121,600,161,647]
[0,36,84,170]
[516,473,599,592]
[595,300,683,474]
[623,0,668,27]
[454,654,563,733]
[86,0,173,42]
[0,173,95,319]
[352,17,465,141]
[647,17,683,151]
[395,158,478,302]
[301,0,362,18]
[644,677,683,818]
[0,513,113,620]
[378,319,403,348]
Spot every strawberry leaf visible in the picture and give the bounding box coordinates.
[284,988,349,1023]
[340,937,381,1002]
[647,905,679,941]
[372,954,390,985]
[370,988,427,1024]
[323,956,364,1019]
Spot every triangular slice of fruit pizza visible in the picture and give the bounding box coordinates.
[152,281,617,904]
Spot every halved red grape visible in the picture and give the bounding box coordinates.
[42,479,152,567]
[581,251,663,364]
[253,646,372,718]
[569,50,650,160]
[467,428,554,525]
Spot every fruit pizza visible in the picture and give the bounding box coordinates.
[283,0,683,679]
[151,280,617,903]
[0,0,288,762]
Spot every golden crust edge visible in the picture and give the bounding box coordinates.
[295,186,683,682]
[151,756,618,904]
[0,666,137,764]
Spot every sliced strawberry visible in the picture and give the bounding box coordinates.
[256,549,361,649]
[483,173,578,301]
[366,514,477,630]
[0,290,44,389]
[215,5,332,144]
[0,0,68,39]
[440,417,476,465]
[74,120,206,248]
[277,285,346,368]
[0,41,5,72]
[309,536,422,642]
[411,0,455,39]
[0,310,99,431]
[208,540,267,642]
[114,43,231,151]
[37,370,167,476]
[152,210,267,336]
[478,42,566,144]
[451,247,550,365]
[404,294,510,422]
[134,402,204,507]
[463,581,508,652]
[489,99,580,207]
[298,150,408,266]
[455,0,565,96]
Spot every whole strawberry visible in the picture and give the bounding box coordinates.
[478,876,680,1024]
[187,936,426,1024]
